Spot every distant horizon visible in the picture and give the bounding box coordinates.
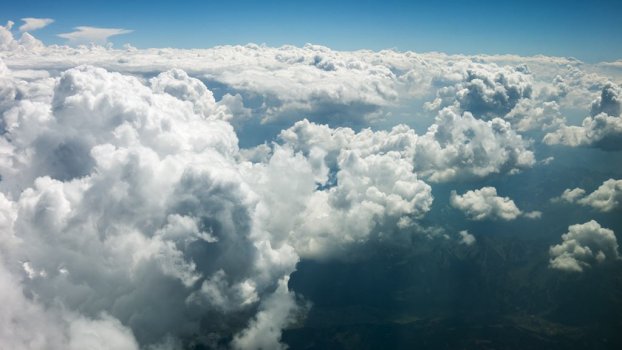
[2,0,622,63]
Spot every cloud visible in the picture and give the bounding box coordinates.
[425,64,533,119]
[554,179,622,212]
[549,220,620,272]
[414,108,535,182]
[0,23,14,51]
[543,113,622,150]
[555,187,587,203]
[458,230,476,246]
[247,119,434,259]
[590,83,621,117]
[0,59,437,347]
[19,18,54,32]
[450,187,539,221]
[1,29,622,348]
[232,276,308,350]
[0,243,139,350]
[0,64,304,348]
[150,68,232,121]
[544,84,622,150]
[58,26,132,44]
[0,20,43,51]
[505,100,565,132]
[2,32,618,136]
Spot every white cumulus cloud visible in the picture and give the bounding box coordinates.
[0,63,305,348]
[414,108,535,182]
[544,84,622,150]
[549,220,620,272]
[450,187,540,221]
[554,179,622,212]
[245,119,434,259]
[425,64,533,120]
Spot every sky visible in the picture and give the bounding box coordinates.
[2,0,622,62]
[1,2,622,350]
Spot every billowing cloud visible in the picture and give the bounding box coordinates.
[544,84,622,150]
[0,58,436,348]
[505,100,565,132]
[232,276,308,350]
[554,179,622,212]
[0,21,44,51]
[0,257,140,350]
[247,119,434,259]
[58,26,133,44]
[450,187,540,221]
[3,31,620,136]
[19,18,54,32]
[425,64,533,119]
[414,108,535,182]
[0,64,305,348]
[543,113,622,150]
[549,220,620,272]
[590,83,621,117]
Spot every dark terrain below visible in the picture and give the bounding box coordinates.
[284,233,622,349]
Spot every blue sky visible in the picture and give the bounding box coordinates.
[2,0,622,62]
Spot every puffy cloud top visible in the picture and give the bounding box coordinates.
[450,186,539,221]
[555,179,622,212]
[248,119,433,259]
[0,21,44,51]
[425,65,533,119]
[590,83,621,117]
[544,84,622,150]
[0,64,303,348]
[549,220,620,272]
[414,108,535,182]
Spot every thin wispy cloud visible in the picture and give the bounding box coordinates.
[19,17,54,32]
[58,26,132,44]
